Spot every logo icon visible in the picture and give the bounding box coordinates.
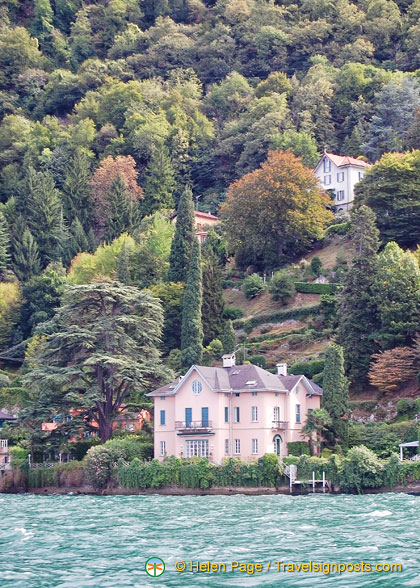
[145,557,165,577]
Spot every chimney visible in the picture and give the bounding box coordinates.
[276,362,287,376]
[222,353,236,368]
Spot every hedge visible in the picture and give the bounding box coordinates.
[287,442,310,456]
[294,282,339,294]
[234,304,321,330]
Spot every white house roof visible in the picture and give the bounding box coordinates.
[146,365,323,397]
[399,441,419,448]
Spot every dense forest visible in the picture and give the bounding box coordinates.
[2,0,420,458]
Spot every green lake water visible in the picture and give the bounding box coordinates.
[0,493,419,587]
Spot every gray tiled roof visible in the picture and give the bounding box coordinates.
[147,364,323,397]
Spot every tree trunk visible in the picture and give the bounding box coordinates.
[98,414,113,443]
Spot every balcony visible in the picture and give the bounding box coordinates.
[175,421,212,432]
[272,421,288,430]
[0,440,8,454]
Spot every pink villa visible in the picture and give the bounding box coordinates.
[146,355,322,462]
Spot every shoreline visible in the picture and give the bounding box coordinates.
[3,482,420,496]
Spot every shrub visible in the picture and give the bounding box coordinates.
[338,446,385,493]
[249,354,267,368]
[325,222,350,236]
[223,306,244,320]
[269,271,296,304]
[287,441,310,456]
[310,256,323,277]
[85,435,153,488]
[234,304,320,330]
[243,274,265,298]
[294,282,338,294]
[396,397,416,415]
[289,359,325,379]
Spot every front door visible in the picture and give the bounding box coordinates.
[185,408,192,428]
[273,435,282,456]
[201,407,209,427]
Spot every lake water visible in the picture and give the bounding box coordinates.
[0,493,419,587]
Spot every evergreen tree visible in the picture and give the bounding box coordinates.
[87,227,97,253]
[105,173,140,242]
[12,228,41,282]
[337,205,380,389]
[202,248,224,345]
[31,0,54,44]
[142,145,175,217]
[0,211,10,274]
[168,186,195,282]
[67,217,89,263]
[181,238,203,370]
[63,150,93,232]
[322,344,349,446]
[117,243,131,285]
[221,319,235,354]
[25,168,64,266]
[373,242,420,349]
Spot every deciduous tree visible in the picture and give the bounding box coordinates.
[369,346,418,394]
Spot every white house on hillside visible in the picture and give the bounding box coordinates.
[314,152,371,213]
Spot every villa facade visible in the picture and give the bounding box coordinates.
[172,210,218,243]
[314,152,371,212]
[146,356,322,462]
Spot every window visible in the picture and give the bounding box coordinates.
[252,439,258,455]
[336,190,345,201]
[296,404,301,424]
[192,380,202,395]
[337,172,344,182]
[160,410,166,426]
[234,439,241,454]
[251,391,258,397]
[251,406,258,422]
[273,406,280,422]
[323,158,331,172]
[160,440,166,457]
[235,393,240,397]
[224,439,229,454]
[224,407,229,423]
[234,407,240,423]
[324,175,331,185]
[185,439,209,458]
[358,171,364,181]
[201,407,209,427]
[125,423,135,432]
[160,396,166,400]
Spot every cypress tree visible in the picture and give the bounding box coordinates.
[0,211,10,274]
[12,228,41,282]
[142,145,175,217]
[87,227,97,253]
[168,186,195,283]
[202,248,224,345]
[322,343,348,446]
[221,320,235,354]
[181,238,203,370]
[117,244,131,285]
[337,205,380,389]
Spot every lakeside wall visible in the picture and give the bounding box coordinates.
[2,449,420,495]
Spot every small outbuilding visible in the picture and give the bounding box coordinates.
[398,440,419,460]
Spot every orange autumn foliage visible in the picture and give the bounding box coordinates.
[368,346,418,393]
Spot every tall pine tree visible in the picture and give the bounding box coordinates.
[25,168,65,266]
[168,186,195,282]
[105,173,140,242]
[63,150,93,232]
[181,238,203,370]
[337,205,380,389]
[0,211,10,274]
[12,227,41,282]
[117,244,131,285]
[67,217,89,264]
[322,343,349,446]
[142,145,175,217]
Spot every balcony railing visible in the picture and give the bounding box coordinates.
[272,421,288,430]
[175,421,212,430]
